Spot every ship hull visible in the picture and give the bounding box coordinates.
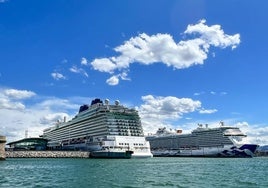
[53,135,153,158]
[151,144,258,158]
[90,150,133,159]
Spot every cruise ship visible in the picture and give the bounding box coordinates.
[42,98,153,158]
[146,122,258,157]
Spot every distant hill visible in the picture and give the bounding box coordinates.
[256,145,268,151]
[255,145,268,157]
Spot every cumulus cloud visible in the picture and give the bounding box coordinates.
[106,72,130,86]
[90,19,240,85]
[0,98,25,110]
[0,88,87,143]
[140,95,201,118]
[106,75,119,86]
[184,19,240,49]
[137,95,201,133]
[4,89,36,99]
[235,122,268,145]
[0,88,36,110]
[91,58,117,73]
[51,72,66,80]
[40,113,70,124]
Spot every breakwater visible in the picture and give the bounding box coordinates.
[6,151,90,158]
[0,136,6,160]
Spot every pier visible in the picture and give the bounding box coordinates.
[0,136,6,160]
[5,150,90,158]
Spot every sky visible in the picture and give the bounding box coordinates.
[0,0,268,145]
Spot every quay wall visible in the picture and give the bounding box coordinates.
[6,151,90,158]
[0,136,6,160]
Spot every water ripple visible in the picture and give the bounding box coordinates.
[0,157,268,188]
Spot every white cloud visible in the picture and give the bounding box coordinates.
[235,122,268,145]
[0,88,87,143]
[105,72,131,86]
[210,91,216,95]
[0,98,25,110]
[81,57,88,66]
[91,58,117,73]
[194,91,227,96]
[35,98,80,112]
[137,95,201,134]
[139,95,201,119]
[119,72,131,81]
[234,121,249,127]
[199,108,217,114]
[40,113,70,124]
[106,75,119,85]
[4,89,36,99]
[185,19,240,49]
[51,72,66,80]
[69,65,88,77]
[194,91,205,96]
[0,88,36,110]
[91,19,240,85]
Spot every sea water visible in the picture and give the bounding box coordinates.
[0,157,268,188]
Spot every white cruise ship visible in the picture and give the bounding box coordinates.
[42,98,153,158]
[146,122,258,157]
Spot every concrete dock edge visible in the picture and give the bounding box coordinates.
[5,151,91,158]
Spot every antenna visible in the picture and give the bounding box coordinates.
[25,129,28,138]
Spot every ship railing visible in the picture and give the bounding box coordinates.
[133,146,150,150]
[101,146,131,151]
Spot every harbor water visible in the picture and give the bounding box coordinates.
[1,157,268,188]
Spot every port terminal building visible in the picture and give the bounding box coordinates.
[6,138,48,151]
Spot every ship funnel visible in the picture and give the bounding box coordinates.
[64,116,66,123]
[105,99,109,105]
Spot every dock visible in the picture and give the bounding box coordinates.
[5,150,91,158]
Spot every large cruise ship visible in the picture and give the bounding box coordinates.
[146,122,258,157]
[42,98,152,158]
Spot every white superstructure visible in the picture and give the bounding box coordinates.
[42,98,152,158]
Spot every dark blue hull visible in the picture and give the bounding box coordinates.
[220,144,259,157]
[90,150,133,159]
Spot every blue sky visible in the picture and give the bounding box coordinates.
[0,0,268,145]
